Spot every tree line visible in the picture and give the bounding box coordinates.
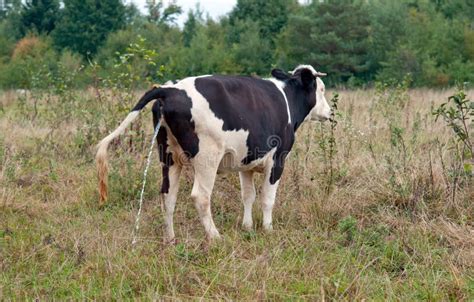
[0,0,473,89]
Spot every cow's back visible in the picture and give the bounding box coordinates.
[193,75,289,134]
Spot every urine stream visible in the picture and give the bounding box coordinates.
[132,122,161,246]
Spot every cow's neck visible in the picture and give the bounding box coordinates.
[283,86,314,132]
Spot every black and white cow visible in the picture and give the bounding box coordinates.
[96,64,331,241]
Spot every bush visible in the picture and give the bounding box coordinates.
[0,35,58,89]
[12,36,47,59]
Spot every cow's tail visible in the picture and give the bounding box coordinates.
[96,86,166,205]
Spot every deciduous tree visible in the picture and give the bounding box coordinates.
[19,0,59,36]
[53,0,125,57]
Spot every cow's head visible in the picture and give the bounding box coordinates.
[272,65,331,122]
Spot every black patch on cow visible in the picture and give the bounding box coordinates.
[281,69,318,132]
[150,88,199,193]
[269,127,295,184]
[271,68,318,127]
[158,128,170,194]
[159,87,200,159]
[152,101,173,194]
[271,69,290,81]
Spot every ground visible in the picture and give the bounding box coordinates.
[1,87,473,300]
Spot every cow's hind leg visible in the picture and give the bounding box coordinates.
[239,171,256,230]
[161,163,182,241]
[190,148,223,240]
[154,102,182,242]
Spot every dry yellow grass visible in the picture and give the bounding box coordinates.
[0,87,473,300]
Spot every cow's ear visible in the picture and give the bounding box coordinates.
[271,69,290,80]
[300,68,315,87]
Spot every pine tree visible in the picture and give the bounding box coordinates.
[183,6,203,47]
[278,0,370,84]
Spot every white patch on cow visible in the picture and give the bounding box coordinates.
[267,78,291,124]
[291,64,317,75]
[290,64,327,77]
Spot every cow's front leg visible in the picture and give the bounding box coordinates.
[239,171,256,230]
[260,150,286,231]
[260,177,280,231]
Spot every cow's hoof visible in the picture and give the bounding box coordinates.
[201,234,221,251]
[205,232,221,248]
[206,227,221,240]
[242,222,253,231]
[207,233,222,241]
[263,224,273,232]
[164,237,177,246]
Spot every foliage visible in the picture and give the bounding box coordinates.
[277,0,370,85]
[52,0,125,57]
[19,0,59,37]
[228,0,296,43]
[375,1,473,86]
[182,6,203,47]
[433,89,473,156]
[367,0,408,76]
[0,0,21,19]
[0,35,57,89]
[146,0,182,26]
[171,22,240,77]
[0,0,474,87]
[230,20,272,75]
[430,0,474,20]
[227,0,296,74]
[433,88,473,201]
[316,93,340,196]
[105,35,164,92]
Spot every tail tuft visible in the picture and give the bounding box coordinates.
[96,143,109,204]
[95,111,140,205]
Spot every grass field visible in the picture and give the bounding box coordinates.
[1,86,473,300]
